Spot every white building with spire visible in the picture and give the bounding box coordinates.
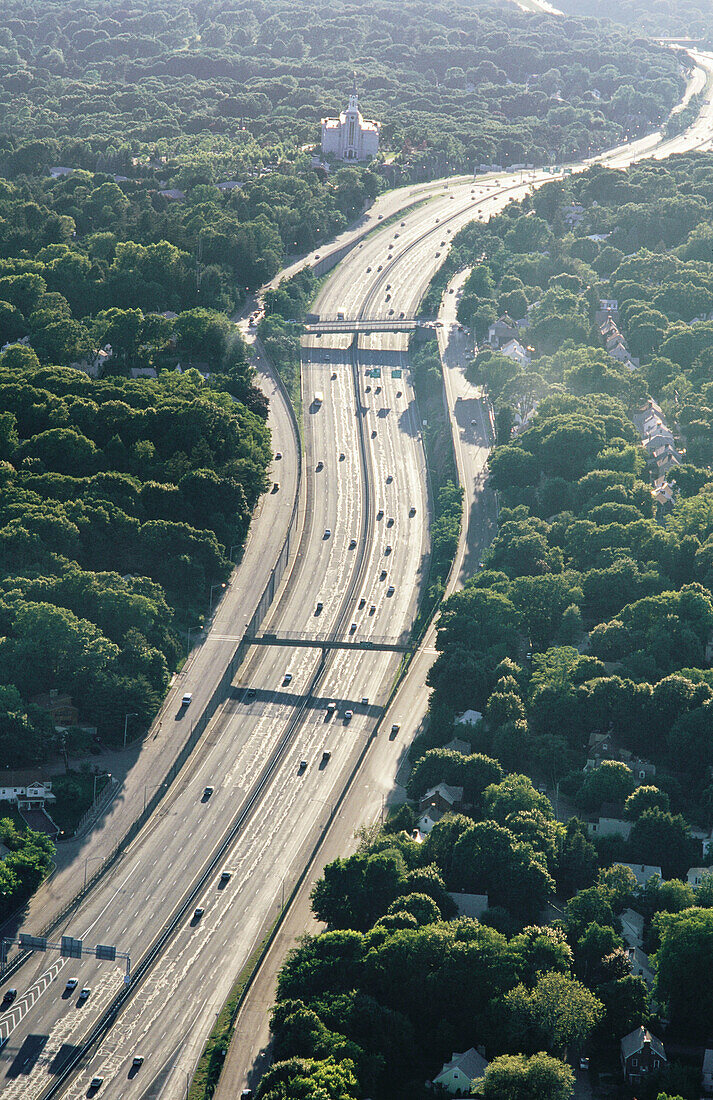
[321,75,380,162]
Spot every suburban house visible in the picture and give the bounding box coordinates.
[0,781,54,810]
[443,737,472,756]
[562,201,586,226]
[419,805,445,835]
[702,1049,713,1093]
[448,892,489,919]
[499,337,531,367]
[617,863,663,888]
[620,1027,667,1082]
[456,710,483,727]
[419,784,464,816]
[620,907,644,949]
[687,867,712,888]
[652,479,675,510]
[627,946,655,989]
[586,804,632,841]
[487,315,519,349]
[30,690,79,728]
[433,1047,489,1095]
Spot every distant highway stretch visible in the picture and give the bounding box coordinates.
[1,49,713,1100]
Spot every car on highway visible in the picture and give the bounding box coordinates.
[375,385,381,394]
[388,308,394,314]
[380,569,387,580]
[358,596,366,609]
[366,266,371,272]
[386,517,394,527]
[371,429,377,437]
[321,750,331,763]
[272,482,279,493]
[386,474,393,483]
[315,601,323,614]
[220,870,231,883]
[369,603,376,614]
[324,528,331,539]
[471,418,477,425]
[316,460,323,471]
[283,672,292,684]
[377,265,382,271]
[349,622,357,633]
[331,371,337,379]
[2,989,17,1007]
[344,710,353,720]
[275,451,282,460]
[339,452,345,461]
[390,723,401,738]
[349,538,357,549]
[385,545,392,554]
[245,687,256,700]
[193,907,204,919]
[387,585,395,596]
[409,506,416,516]
[202,786,214,800]
[89,1077,104,1091]
[326,701,336,715]
[435,251,441,258]
[79,987,91,1001]
[181,692,193,707]
[298,760,307,773]
[377,509,384,519]
[65,978,78,992]
[400,220,405,226]
[396,390,402,397]
[132,1055,145,1068]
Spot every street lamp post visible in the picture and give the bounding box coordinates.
[83,855,103,891]
[209,582,226,614]
[123,712,138,750]
[186,624,202,658]
[93,771,111,805]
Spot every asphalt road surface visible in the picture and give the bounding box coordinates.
[3,49,713,1100]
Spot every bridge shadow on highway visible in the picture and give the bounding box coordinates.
[227,687,383,720]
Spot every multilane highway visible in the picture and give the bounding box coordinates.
[3,49,713,1100]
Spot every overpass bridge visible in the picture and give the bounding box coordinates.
[303,317,431,335]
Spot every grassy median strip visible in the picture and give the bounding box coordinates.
[188,920,279,1100]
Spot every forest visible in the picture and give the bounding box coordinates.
[0,0,689,180]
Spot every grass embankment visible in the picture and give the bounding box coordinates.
[258,266,330,422]
[410,335,464,636]
[188,922,277,1100]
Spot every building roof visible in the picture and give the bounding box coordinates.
[443,737,472,756]
[435,1047,489,1085]
[702,1049,713,1075]
[421,783,463,807]
[419,806,445,829]
[620,1026,666,1062]
[456,709,483,726]
[617,863,662,887]
[449,892,489,919]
